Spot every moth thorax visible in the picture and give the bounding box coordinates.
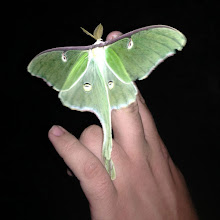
[90,47,105,69]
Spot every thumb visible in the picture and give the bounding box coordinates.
[48,125,117,216]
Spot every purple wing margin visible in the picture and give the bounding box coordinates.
[35,25,177,56]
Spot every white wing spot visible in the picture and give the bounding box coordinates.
[62,52,67,62]
[108,81,114,90]
[127,39,133,49]
[83,83,92,92]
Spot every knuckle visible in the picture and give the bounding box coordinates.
[83,158,102,179]
[61,139,78,157]
[95,179,111,201]
[84,160,111,200]
[80,125,102,143]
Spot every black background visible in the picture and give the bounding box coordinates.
[4,2,219,219]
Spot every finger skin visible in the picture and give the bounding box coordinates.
[111,99,147,159]
[48,125,104,180]
[48,125,117,216]
[106,31,123,41]
[79,125,103,161]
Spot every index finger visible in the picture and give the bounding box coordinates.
[48,125,117,211]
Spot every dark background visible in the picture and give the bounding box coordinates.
[4,2,219,219]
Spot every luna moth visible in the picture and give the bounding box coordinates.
[27,24,186,180]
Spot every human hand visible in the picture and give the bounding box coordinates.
[48,32,198,220]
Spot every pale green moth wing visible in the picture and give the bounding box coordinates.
[105,26,186,83]
[28,50,88,91]
[58,48,137,179]
[27,24,186,180]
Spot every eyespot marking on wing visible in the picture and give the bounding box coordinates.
[62,52,67,62]
[108,81,114,90]
[83,83,92,92]
[127,39,133,49]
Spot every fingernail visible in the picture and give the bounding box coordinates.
[50,125,65,137]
